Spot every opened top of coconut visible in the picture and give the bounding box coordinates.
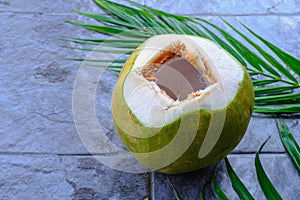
[123,34,244,127]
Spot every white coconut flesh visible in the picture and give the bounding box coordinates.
[123,35,244,128]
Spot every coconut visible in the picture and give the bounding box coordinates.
[111,34,254,174]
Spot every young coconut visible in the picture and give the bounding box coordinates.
[112,34,254,174]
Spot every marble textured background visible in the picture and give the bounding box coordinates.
[0,0,299,199]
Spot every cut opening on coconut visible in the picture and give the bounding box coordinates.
[122,35,245,127]
[142,41,215,101]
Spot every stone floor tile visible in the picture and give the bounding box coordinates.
[0,0,145,14]
[0,155,149,200]
[234,117,300,153]
[153,165,218,200]
[0,13,99,154]
[145,0,300,15]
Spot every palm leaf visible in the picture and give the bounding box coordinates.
[213,177,229,200]
[255,137,283,200]
[62,46,133,54]
[224,157,255,200]
[66,0,300,115]
[254,85,297,95]
[93,0,143,27]
[124,0,194,22]
[65,21,150,38]
[62,37,144,44]
[65,58,126,63]
[276,119,300,172]
[198,24,247,67]
[168,177,182,200]
[221,18,298,84]
[73,10,141,29]
[199,19,266,73]
[240,22,300,78]
[255,93,300,104]
[252,79,280,86]
[254,104,300,113]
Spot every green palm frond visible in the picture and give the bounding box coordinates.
[255,137,283,200]
[213,177,229,200]
[254,104,300,113]
[276,119,300,172]
[222,19,298,84]
[240,22,300,78]
[224,157,255,200]
[168,177,182,200]
[66,0,300,114]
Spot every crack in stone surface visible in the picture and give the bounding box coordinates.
[32,111,73,124]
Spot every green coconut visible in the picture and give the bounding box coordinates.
[112,34,254,174]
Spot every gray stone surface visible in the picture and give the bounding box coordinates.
[0,0,96,13]
[0,0,299,199]
[235,117,300,153]
[0,13,90,154]
[0,155,149,200]
[145,0,300,15]
[0,0,145,14]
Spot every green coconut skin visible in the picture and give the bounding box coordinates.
[112,39,254,174]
